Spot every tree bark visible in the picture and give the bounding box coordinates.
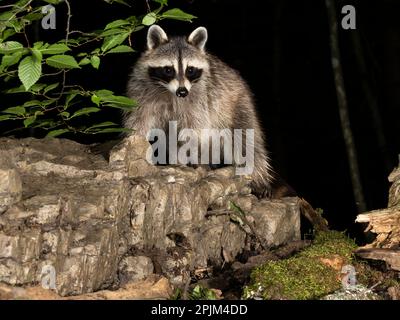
[325,0,366,213]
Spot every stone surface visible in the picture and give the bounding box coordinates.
[0,275,173,300]
[0,136,301,296]
[118,256,154,283]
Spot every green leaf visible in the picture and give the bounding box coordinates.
[4,85,26,94]
[142,12,157,26]
[43,0,61,4]
[41,98,57,106]
[79,57,91,65]
[2,106,25,115]
[101,33,129,52]
[90,55,100,69]
[90,127,131,134]
[1,51,24,68]
[46,129,69,138]
[105,19,130,30]
[69,107,100,119]
[91,94,101,106]
[31,48,43,62]
[85,121,117,130]
[0,114,16,121]
[18,55,42,91]
[23,116,36,128]
[1,29,16,42]
[40,43,71,55]
[0,41,24,54]
[46,55,80,69]
[23,100,41,107]
[161,8,196,22]
[60,111,70,118]
[44,82,59,94]
[65,93,78,108]
[30,83,47,92]
[107,45,134,54]
[102,95,137,109]
[33,42,44,50]
[95,89,114,97]
[153,0,168,5]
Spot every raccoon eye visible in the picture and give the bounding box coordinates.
[186,66,195,76]
[163,66,174,75]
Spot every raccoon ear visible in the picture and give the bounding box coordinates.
[188,27,208,51]
[147,25,168,50]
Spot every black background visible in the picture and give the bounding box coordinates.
[2,0,400,241]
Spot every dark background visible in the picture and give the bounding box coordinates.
[3,0,400,241]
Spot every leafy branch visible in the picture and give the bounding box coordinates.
[0,0,196,137]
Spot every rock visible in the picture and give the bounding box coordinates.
[118,256,154,283]
[0,136,301,296]
[321,284,381,300]
[0,275,173,300]
[0,157,22,214]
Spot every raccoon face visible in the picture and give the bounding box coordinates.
[144,25,209,98]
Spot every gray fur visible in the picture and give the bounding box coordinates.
[123,26,273,197]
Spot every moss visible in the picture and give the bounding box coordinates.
[299,230,357,261]
[243,231,358,300]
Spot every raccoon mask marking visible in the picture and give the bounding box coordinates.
[145,25,208,98]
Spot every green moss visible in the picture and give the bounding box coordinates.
[243,231,358,300]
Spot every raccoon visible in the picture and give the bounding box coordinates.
[124,25,273,197]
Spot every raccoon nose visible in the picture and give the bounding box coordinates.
[176,87,188,98]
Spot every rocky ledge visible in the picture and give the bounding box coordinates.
[0,136,301,296]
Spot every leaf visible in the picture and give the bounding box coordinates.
[46,55,80,69]
[142,12,157,26]
[65,93,78,108]
[90,127,131,134]
[101,33,129,52]
[31,48,43,62]
[152,0,168,5]
[91,94,101,106]
[4,85,26,94]
[161,8,197,22]
[40,43,71,55]
[1,51,24,68]
[44,82,59,94]
[0,114,16,121]
[85,121,117,131]
[43,0,61,4]
[107,45,134,54]
[102,95,137,109]
[69,107,100,119]
[2,106,25,115]
[95,89,114,97]
[23,100,41,107]
[0,41,23,54]
[33,41,44,50]
[23,116,36,127]
[90,55,100,69]
[18,55,42,91]
[30,83,47,92]
[79,57,91,66]
[105,19,130,30]
[46,129,69,138]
